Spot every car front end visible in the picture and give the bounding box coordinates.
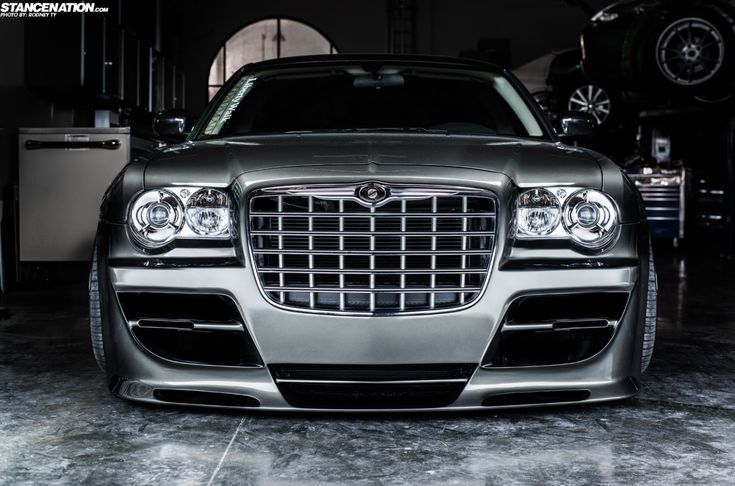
[91,56,652,411]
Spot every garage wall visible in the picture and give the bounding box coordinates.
[0,21,77,190]
[173,0,387,114]
[174,0,607,114]
[416,0,605,63]
[0,0,610,124]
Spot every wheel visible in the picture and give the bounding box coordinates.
[89,242,106,372]
[694,88,734,104]
[653,12,732,91]
[566,84,614,126]
[641,242,657,372]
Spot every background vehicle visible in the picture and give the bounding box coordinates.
[514,48,621,128]
[582,0,735,98]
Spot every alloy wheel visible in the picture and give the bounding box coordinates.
[568,84,612,124]
[656,17,725,86]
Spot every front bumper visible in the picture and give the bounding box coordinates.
[98,168,647,411]
[100,245,645,412]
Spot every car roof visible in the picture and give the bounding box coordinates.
[238,54,506,73]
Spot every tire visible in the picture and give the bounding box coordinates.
[641,242,657,372]
[89,242,106,372]
[694,87,734,105]
[649,9,733,93]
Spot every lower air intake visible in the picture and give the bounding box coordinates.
[270,364,475,409]
[276,382,467,409]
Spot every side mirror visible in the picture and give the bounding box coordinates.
[152,109,191,143]
[556,111,597,141]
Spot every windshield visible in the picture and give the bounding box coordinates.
[197,65,547,139]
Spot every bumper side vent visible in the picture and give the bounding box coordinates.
[153,389,260,408]
[118,292,263,367]
[482,390,590,407]
[118,292,242,322]
[482,292,630,368]
[132,327,263,367]
[483,327,616,368]
[507,292,629,323]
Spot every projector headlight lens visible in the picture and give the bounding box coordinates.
[563,189,620,249]
[516,188,561,237]
[576,202,600,228]
[147,203,173,228]
[185,188,231,236]
[129,189,184,248]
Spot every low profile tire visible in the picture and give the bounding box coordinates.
[651,10,733,93]
[89,242,106,372]
[641,243,657,372]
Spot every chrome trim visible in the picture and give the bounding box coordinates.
[251,249,494,255]
[256,268,490,275]
[257,184,476,209]
[261,286,485,293]
[131,319,244,332]
[274,378,469,385]
[248,211,495,218]
[246,183,497,316]
[502,319,617,332]
[126,186,233,244]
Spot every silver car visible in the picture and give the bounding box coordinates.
[89,55,656,411]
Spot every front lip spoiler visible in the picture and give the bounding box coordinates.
[112,376,640,412]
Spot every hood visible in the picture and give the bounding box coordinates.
[142,133,603,189]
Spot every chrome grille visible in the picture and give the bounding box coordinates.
[248,184,496,315]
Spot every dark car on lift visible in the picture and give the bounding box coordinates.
[582,0,735,98]
[514,48,647,159]
[514,48,621,129]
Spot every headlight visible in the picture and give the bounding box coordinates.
[562,189,620,249]
[515,188,561,237]
[514,187,620,251]
[128,189,185,248]
[185,188,230,236]
[128,186,232,249]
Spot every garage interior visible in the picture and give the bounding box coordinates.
[2,0,735,484]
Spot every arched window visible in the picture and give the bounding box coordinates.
[208,18,337,99]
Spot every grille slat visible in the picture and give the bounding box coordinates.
[339,199,346,311]
[400,200,407,311]
[257,268,489,274]
[277,196,285,304]
[249,184,496,315]
[252,212,494,218]
[252,248,494,255]
[461,196,468,304]
[262,287,485,293]
[250,231,494,236]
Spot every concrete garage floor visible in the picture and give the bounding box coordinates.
[2,250,735,485]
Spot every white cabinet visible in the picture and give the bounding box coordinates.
[19,128,130,261]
